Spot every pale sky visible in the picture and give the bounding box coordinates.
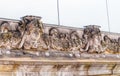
[0,0,120,33]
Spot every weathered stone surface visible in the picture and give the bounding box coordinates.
[0,15,120,57]
[0,15,119,76]
[113,65,120,75]
[0,64,119,76]
[88,64,114,75]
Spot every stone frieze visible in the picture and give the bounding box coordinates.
[0,15,119,59]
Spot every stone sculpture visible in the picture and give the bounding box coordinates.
[0,15,119,58]
[0,16,120,76]
[18,15,43,50]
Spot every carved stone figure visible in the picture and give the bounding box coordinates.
[110,39,118,53]
[10,33,21,49]
[69,31,82,52]
[103,35,120,54]
[0,21,11,33]
[0,21,12,49]
[0,15,120,58]
[83,25,103,53]
[18,15,43,50]
[59,33,70,51]
[40,33,50,50]
[49,27,61,50]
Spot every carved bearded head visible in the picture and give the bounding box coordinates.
[49,27,59,38]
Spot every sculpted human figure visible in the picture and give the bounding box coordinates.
[18,16,43,50]
[110,39,119,53]
[83,25,103,53]
[59,33,70,51]
[83,25,93,53]
[24,24,40,49]
[103,35,111,44]
[16,21,25,36]
[0,21,26,53]
[49,27,61,50]
[101,35,112,53]
[91,34,103,53]
[10,26,22,49]
[82,26,92,46]
[102,35,120,53]
[0,21,12,49]
[69,31,82,52]
[39,33,50,50]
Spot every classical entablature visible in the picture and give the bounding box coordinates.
[0,15,120,76]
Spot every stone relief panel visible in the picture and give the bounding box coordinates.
[41,24,120,55]
[0,15,119,58]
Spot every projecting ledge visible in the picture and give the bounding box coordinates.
[0,58,120,65]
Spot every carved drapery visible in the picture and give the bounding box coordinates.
[0,15,119,58]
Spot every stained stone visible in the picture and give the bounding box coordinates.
[76,65,89,76]
[88,64,114,75]
[101,54,106,58]
[116,55,120,58]
[74,53,81,58]
[0,15,119,76]
[35,52,40,56]
[0,50,2,55]
[45,52,50,57]
[0,72,15,76]
[69,53,73,57]
[6,50,11,55]
[113,65,120,74]
[0,65,15,72]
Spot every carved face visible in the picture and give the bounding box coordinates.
[104,35,111,43]
[49,28,59,37]
[0,22,10,33]
[83,28,90,35]
[70,31,79,40]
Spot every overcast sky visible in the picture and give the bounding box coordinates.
[0,0,120,33]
